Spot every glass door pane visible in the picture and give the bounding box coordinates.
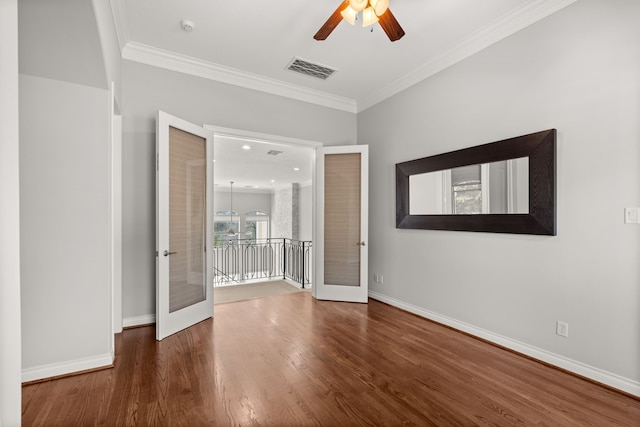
[324,153,361,287]
[169,126,206,312]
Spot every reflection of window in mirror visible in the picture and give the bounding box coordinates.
[245,211,270,241]
[408,157,529,215]
[451,164,482,214]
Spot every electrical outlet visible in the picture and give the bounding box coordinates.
[373,274,378,283]
[556,321,569,337]
[378,275,384,284]
[625,207,640,224]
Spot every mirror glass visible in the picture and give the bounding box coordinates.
[409,157,529,215]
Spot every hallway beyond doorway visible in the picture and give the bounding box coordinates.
[214,280,309,304]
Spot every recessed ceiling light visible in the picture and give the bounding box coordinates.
[242,145,251,150]
[293,167,300,171]
[270,179,276,183]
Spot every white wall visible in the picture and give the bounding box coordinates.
[0,0,22,423]
[361,0,640,395]
[20,75,113,380]
[121,60,356,322]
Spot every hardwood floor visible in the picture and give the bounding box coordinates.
[23,293,640,426]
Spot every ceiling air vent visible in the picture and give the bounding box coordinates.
[267,150,283,156]
[286,58,336,80]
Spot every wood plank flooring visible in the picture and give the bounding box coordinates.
[23,293,640,426]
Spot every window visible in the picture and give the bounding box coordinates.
[245,211,269,241]
[214,210,239,246]
[452,180,482,214]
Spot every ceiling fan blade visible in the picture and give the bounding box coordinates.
[378,8,405,41]
[314,1,349,41]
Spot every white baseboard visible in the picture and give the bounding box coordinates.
[22,353,113,383]
[368,291,640,397]
[123,314,156,328]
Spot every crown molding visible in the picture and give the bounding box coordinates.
[357,0,579,111]
[122,42,358,113]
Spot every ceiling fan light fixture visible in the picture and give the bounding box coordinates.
[340,5,357,25]
[349,0,368,12]
[362,6,379,27]
[314,0,404,41]
[370,0,389,16]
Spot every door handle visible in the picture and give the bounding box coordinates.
[163,250,177,256]
[359,242,366,246]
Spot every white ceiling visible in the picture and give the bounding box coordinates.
[213,136,314,192]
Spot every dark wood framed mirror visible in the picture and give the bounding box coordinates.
[396,129,556,235]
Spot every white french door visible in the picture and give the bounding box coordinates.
[156,111,214,340]
[313,145,369,303]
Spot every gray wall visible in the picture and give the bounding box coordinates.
[121,60,357,321]
[360,0,640,388]
[20,75,113,375]
[18,0,108,92]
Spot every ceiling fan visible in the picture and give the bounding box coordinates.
[314,0,405,42]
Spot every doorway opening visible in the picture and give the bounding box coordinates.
[206,126,320,303]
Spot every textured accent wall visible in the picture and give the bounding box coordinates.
[292,183,299,241]
[272,186,293,239]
